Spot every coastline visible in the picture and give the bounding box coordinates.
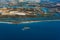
[0,19,60,24]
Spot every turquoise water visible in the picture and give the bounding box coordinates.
[0,21,60,40]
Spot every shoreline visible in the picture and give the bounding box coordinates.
[0,20,60,24]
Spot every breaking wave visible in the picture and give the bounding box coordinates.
[0,20,60,24]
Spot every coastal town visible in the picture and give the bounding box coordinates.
[0,0,60,24]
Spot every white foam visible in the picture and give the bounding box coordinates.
[0,20,60,24]
[0,22,12,24]
[20,20,60,24]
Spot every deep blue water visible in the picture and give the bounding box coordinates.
[0,21,60,40]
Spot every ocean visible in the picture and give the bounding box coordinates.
[0,1,60,40]
[0,21,60,40]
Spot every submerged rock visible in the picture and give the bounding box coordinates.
[22,27,30,31]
